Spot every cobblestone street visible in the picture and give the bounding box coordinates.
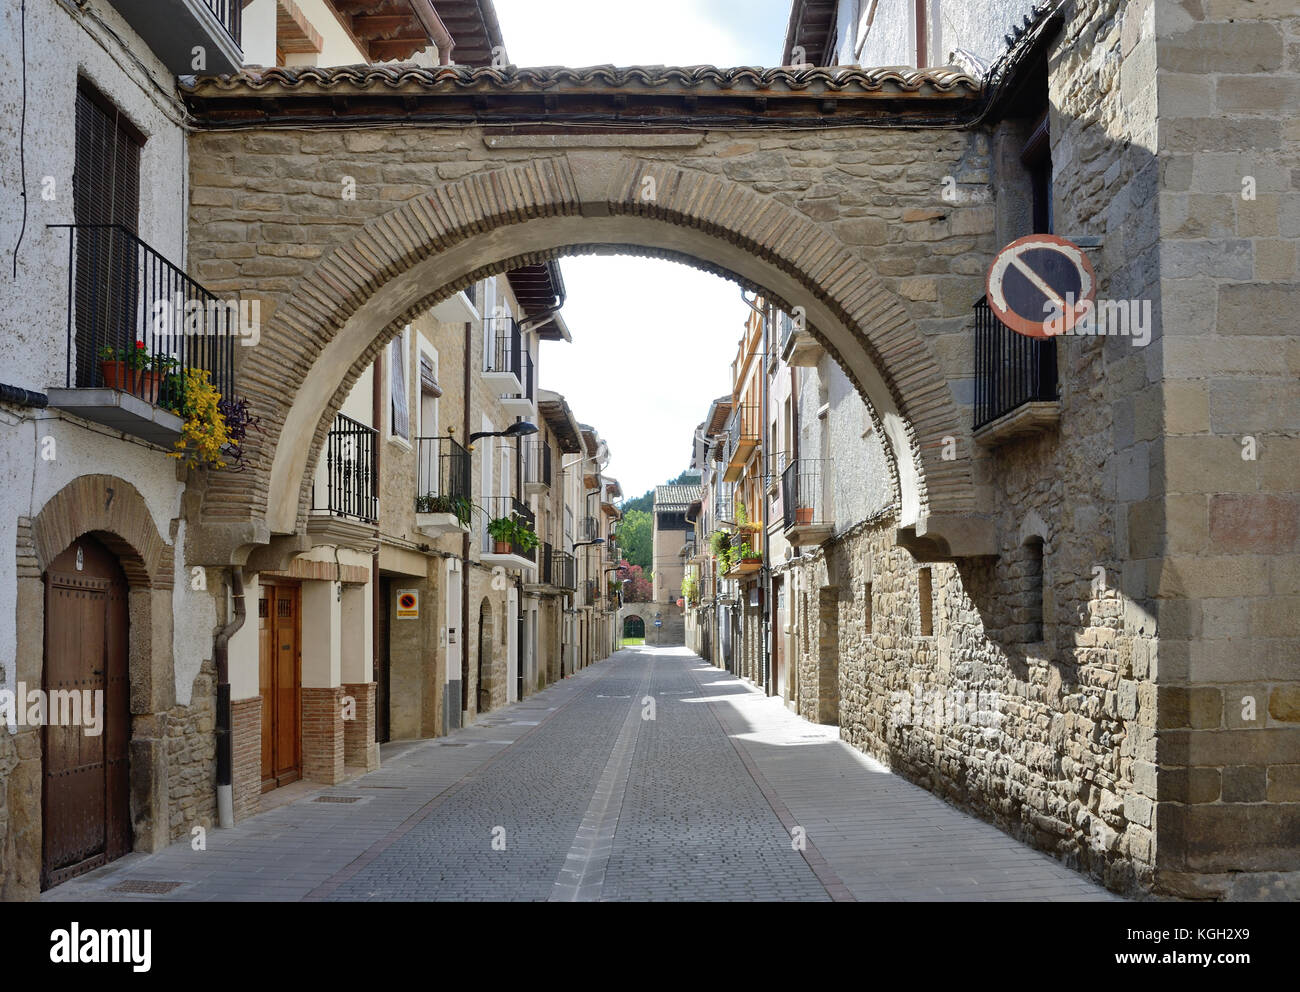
[44,647,1116,903]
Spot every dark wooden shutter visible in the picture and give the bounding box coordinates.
[420,354,441,397]
[73,81,143,388]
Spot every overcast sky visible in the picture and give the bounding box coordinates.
[494,0,792,500]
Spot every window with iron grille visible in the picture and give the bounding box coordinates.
[73,80,143,389]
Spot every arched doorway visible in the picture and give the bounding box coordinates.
[623,615,645,640]
[41,534,130,889]
[476,598,494,715]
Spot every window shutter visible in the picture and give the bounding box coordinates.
[390,336,409,439]
[73,81,143,388]
[420,354,441,397]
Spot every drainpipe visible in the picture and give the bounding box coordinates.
[0,383,46,408]
[213,567,245,829]
[461,317,472,717]
[410,0,455,65]
[759,298,773,695]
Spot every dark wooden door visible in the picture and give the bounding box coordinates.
[42,536,130,890]
[259,582,300,792]
[375,579,391,743]
[773,577,787,699]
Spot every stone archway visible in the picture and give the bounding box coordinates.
[5,476,176,900]
[186,125,998,565]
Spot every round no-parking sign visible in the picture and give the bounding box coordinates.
[986,234,1096,339]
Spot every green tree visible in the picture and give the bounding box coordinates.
[616,509,652,571]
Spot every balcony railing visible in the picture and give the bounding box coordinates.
[313,413,378,523]
[414,436,470,512]
[723,396,760,480]
[713,480,737,526]
[51,224,236,410]
[781,459,833,532]
[481,495,537,563]
[483,315,522,379]
[973,296,1058,430]
[606,538,619,563]
[555,550,577,590]
[203,0,242,45]
[583,579,597,608]
[580,516,600,542]
[524,436,552,490]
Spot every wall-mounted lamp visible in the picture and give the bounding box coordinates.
[467,421,538,450]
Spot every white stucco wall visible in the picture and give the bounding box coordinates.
[0,410,188,694]
[0,0,191,395]
[850,0,1044,68]
[0,1,212,701]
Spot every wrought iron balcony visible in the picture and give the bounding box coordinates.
[100,0,242,75]
[580,516,601,542]
[47,224,238,447]
[414,436,471,536]
[973,296,1058,434]
[523,435,552,494]
[722,396,760,482]
[781,458,834,545]
[502,349,535,416]
[483,314,523,393]
[778,309,823,367]
[481,495,537,568]
[312,413,378,524]
[555,550,577,590]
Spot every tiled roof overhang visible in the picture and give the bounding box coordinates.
[537,390,583,453]
[431,0,506,68]
[705,397,733,437]
[505,261,567,341]
[328,0,443,63]
[781,0,839,67]
[179,64,982,129]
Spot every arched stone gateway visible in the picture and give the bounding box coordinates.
[180,66,999,566]
[5,477,178,899]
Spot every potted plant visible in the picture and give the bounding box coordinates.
[514,519,541,554]
[96,343,150,400]
[795,505,814,526]
[169,368,230,469]
[487,516,516,554]
[417,492,474,527]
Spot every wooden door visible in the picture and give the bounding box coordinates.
[773,578,787,700]
[375,579,391,743]
[259,582,300,792]
[42,536,130,890]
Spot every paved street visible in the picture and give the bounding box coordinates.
[44,647,1116,902]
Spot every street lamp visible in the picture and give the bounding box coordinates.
[467,421,538,449]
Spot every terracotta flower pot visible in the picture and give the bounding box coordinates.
[795,507,814,525]
[99,360,130,391]
[99,362,162,405]
[494,540,511,554]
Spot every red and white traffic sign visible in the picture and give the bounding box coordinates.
[986,234,1096,339]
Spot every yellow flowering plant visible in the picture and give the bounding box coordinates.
[169,368,230,469]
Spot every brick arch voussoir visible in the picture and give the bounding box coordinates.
[213,157,583,531]
[30,476,172,589]
[609,158,971,514]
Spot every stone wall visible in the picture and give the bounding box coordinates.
[1147,0,1300,898]
[164,660,218,839]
